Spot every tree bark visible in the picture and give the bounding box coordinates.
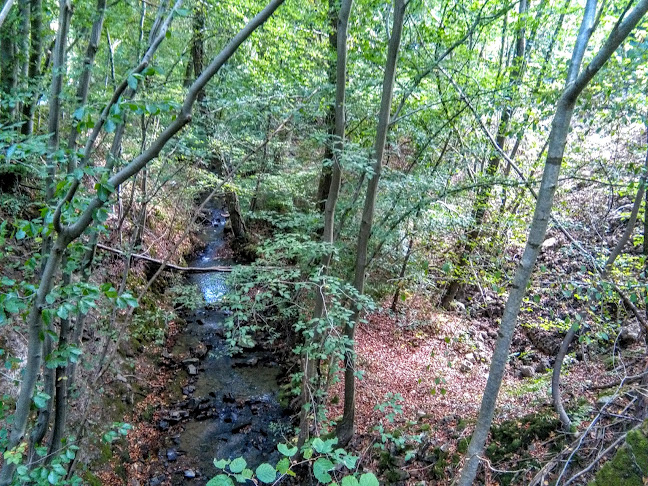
[20,0,43,136]
[297,0,353,448]
[457,1,648,483]
[337,0,406,445]
[314,0,340,212]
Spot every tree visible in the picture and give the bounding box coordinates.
[458,1,648,483]
[337,0,407,445]
[297,0,353,447]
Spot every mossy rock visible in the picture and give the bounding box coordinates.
[487,409,561,463]
[590,422,648,486]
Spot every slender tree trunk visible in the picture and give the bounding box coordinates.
[391,237,413,312]
[441,0,528,309]
[552,326,575,431]
[297,0,353,448]
[67,0,106,171]
[458,1,648,483]
[0,5,16,119]
[21,0,43,136]
[25,0,72,461]
[315,0,341,212]
[212,154,248,241]
[337,0,406,445]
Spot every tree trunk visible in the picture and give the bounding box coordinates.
[391,237,413,312]
[297,0,353,448]
[337,0,406,445]
[314,0,340,212]
[457,1,648,483]
[20,0,43,136]
[440,0,528,309]
[212,154,248,242]
[0,4,16,119]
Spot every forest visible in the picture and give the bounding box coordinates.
[1,0,648,484]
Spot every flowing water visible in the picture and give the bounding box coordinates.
[158,201,288,485]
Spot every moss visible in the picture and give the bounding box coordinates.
[484,409,563,485]
[99,443,112,463]
[486,409,560,463]
[590,424,648,486]
[379,451,393,470]
[83,471,103,486]
[457,438,469,454]
[419,423,431,432]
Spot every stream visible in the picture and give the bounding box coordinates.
[153,201,288,485]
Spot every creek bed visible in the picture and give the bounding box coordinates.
[157,201,289,485]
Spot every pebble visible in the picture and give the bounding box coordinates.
[149,476,165,486]
[184,470,196,479]
[520,366,535,378]
[166,449,178,462]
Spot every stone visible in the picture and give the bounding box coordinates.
[188,364,198,375]
[184,470,196,479]
[520,366,535,378]
[541,237,558,249]
[535,359,550,373]
[166,449,178,462]
[459,360,473,373]
[149,476,165,486]
[158,420,169,431]
[619,320,642,346]
[596,395,615,407]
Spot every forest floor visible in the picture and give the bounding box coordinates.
[328,294,644,484]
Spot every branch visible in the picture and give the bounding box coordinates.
[60,0,286,241]
[96,243,233,272]
[0,0,15,30]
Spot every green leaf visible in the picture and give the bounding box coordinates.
[229,457,247,473]
[33,391,51,409]
[255,463,277,483]
[313,458,334,484]
[278,443,298,457]
[127,74,138,91]
[206,474,234,486]
[105,119,116,133]
[342,477,359,486]
[276,458,291,474]
[358,473,379,486]
[213,459,229,469]
[47,470,61,485]
[56,305,68,320]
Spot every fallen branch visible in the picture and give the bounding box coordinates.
[96,243,232,272]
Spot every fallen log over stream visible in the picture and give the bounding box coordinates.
[96,243,233,273]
